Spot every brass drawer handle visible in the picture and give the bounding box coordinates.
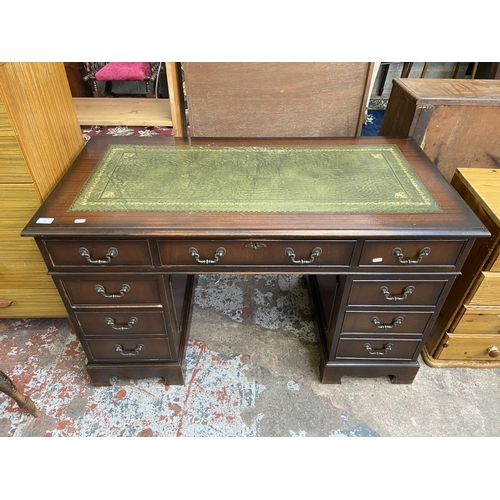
[115,343,144,357]
[392,246,431,265]
[379,285,415,301]
[285,247,322,264]
[487,346,500,358]
[363,342,394,356]
[79,246,118,265]
[188,247,226,264]
[371,316,404,329]
[105,316,138,330]
[95,284,130,299]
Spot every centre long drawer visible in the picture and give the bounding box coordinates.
[157,239,356,268]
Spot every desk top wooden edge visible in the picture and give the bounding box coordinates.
[22,136,489,239]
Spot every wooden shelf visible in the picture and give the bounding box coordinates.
[73,97,173,127]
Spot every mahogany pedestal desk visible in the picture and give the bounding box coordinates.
[21,136,488,386]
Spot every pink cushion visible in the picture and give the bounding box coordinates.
[95,62,151,81]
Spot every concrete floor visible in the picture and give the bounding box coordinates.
[2,274,500,437]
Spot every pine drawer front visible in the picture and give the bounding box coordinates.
[86,338,172,362]
[0,287,66,318]
[42,239,153,269]
[0,260,54,285]
[358,239,467,268]
[453,306,500,334]
[60,277,162,307]
[336,338,421,360]
[468,272,500,306]
[2,220,43,259]
[157,239,355,268]
[489,254,500,273]
[74,311,167,336]
[438,333,500,360]
[347,279,450,307]
[0,98,32,182]
[341,311,434,335]
[0,184,41,219]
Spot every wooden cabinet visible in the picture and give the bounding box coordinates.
[379,78,500,181]
[0,62,84,317]
[424,168,500,366]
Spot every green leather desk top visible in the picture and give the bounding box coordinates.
[69,144,442,213]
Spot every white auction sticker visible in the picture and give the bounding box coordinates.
[36,217,54,224]
[372,257,383,263]
[74,219,86,223]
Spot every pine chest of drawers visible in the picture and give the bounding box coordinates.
[424,168,500,366]
[21,137,488,385]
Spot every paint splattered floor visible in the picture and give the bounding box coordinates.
[2,274,500,438]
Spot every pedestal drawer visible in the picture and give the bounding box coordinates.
[341,311,434,335]
[348,279,449,307]
[157,239,355,267]
[336,338,420,360]
[60,277,162,306]
[86,338,172,362]
[359,239,467,268]
[42,239,153,268]
[75,311,167,336]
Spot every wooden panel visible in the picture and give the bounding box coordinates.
[0,183,40,219]
[0,62,84,201]
[73,97,173,127]
[453,306,500,334]
[422,106,500,181]
[0,287,66,318]
[184,62,373,137]
[437,333,500,360]
[468,272,500,305]
[0,98,31,182]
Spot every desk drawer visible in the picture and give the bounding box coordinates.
[359,239,467,268]
[42,239,153,268]
[87,337,172,362]
[60,277,162,306]
[336,338,420,360]
[75,311,167,336]
[157,239,355,268]
[348,279,449,307]
[341,311,433,335]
